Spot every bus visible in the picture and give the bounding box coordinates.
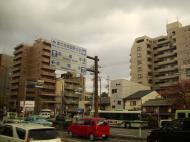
[175,110,190,119]
[98,110,148,128]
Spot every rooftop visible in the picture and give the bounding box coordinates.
[124,90,152,100]
[142,98,175,107]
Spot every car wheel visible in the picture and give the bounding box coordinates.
[89,134,95,141]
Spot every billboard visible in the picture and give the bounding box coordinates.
[50,40,87,75]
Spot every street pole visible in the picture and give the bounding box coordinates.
[86,56,99,117]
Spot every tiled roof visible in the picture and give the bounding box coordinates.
[124,90,152,100]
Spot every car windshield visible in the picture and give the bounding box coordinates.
[28,128,58,140]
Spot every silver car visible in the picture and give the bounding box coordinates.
[0,123,62,142]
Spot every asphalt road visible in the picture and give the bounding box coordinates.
[58,127,148,142]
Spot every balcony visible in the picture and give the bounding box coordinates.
[11,79,20,84]
[41,71,55,77]
[43,85,55,90]
[156,45,172,52]
[156,58,177,66]
[12,72,21,77]
[40,93,56,96]
[42,52,51,57]
[41,65,54,71]
[43,46,51,52]
[65,79,80,84]
[157,74,178,80]
[41,100,58,104]
[65,84,76,90]
[156,66,178,73]
[64,93,79,98]
[158,81,178,87]
[10,85,19,90]
[14,48,23,55]
[42,58,50,63]
[156,51,177,59]
[41,78,56,84]
[66,100,79,105]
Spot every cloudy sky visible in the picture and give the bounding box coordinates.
[1,0,190,92]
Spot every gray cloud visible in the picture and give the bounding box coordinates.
[0,0,190,91]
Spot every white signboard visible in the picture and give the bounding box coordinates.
[50,40,87,75]
[20,101,35,108]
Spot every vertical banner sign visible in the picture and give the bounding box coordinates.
[50,40,87,75]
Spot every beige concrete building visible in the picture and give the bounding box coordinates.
[0,54,13,107]
[110,79,150,110]
[61,72,85,115]
[55,78,64,112]
[10,39,57,112]
[79,91,93,115]
[130,21,190,90]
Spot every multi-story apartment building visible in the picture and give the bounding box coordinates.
[10,39,57,112]
[61,72,85,115]
[0,54,13,107]
[110,79,150,110]
[130,21,190,90]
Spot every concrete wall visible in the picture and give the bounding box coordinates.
[110,79,150,110]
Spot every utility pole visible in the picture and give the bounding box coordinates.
[86,56,99,117]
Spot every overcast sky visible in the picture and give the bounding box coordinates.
[1,0,190,92]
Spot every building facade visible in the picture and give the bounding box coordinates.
[130,21,190,90]
[110,79,150,110]
[0,54,13,107]
[61,72,85,115]
[10,39,57,112]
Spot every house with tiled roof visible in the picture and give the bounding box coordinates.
[123,90,161,110]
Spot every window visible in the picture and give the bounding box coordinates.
[137,47,141,51]
[117,100,121,105]
[28,129,58,140]
[136,39,144,43]
[69,55,72,58]
[137,53,141,57]
[130,101,136,106]
[67,64,71,68]
[84,120,92,125]
[186,68,190,76]
[16,128,26,140]
[112,89,117,94]
[138,74,142,79]
[137,60,142,65]
[177,113,185,119]
[112,105,115,109]
[1,125,13,137]
[138,67,142,72]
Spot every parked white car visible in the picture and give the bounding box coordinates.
[0,123,62,142]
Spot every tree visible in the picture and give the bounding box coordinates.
[159,79,190,109]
